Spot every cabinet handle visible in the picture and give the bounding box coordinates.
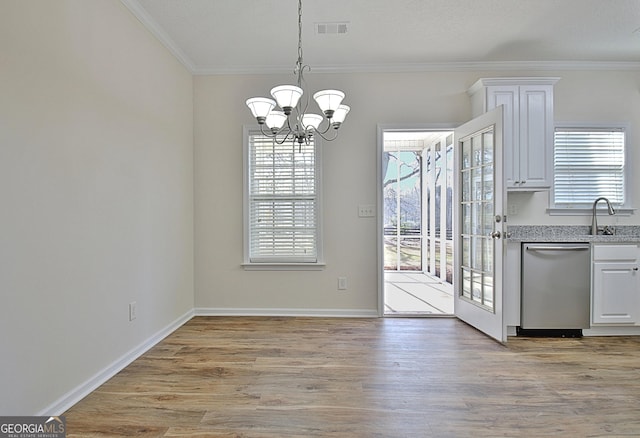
[634,267,638,271]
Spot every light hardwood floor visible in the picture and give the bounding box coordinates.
[65,317,640,437]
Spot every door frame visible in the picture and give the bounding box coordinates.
[377,124,457,317]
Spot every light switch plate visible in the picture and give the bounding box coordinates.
[358,204,375,217]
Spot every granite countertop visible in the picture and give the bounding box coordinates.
[507,225,640,243]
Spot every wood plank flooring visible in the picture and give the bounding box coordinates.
[64,317,640,437]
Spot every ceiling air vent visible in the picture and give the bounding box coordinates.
[315,22,349,35]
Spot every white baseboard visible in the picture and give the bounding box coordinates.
[584,326,640,336]
[39,309,194,416]
[194,307,379,318]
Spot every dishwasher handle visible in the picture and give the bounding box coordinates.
[525,244,590,251]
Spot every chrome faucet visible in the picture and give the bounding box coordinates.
[591,197,616,235]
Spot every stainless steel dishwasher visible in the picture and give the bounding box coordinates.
[520,243,591,336]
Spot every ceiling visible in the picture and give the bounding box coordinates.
[122,0,640,74]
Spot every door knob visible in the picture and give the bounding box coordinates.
[490,231,501,239]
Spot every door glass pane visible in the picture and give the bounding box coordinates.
[459,127,496,312]
[483,236,493,272]
[472,136,483,167]
[482,166,493,201]
[472,272,482,302]
[483,131,494,164]
[471,167,480,201]
[462,203,470,234]
[483,202,493,235]
[462,139,471,169]
[483,273,494,306]
[471,236,483,270]
[462,170,470,202]
[462,268,471,299]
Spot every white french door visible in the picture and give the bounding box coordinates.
[453,107,506,342]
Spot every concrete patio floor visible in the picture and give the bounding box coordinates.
[384,272,454,315]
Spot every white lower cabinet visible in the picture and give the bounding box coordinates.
[592,244,640,325]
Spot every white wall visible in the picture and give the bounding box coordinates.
[194,69,640,313]
[0,1,194,415]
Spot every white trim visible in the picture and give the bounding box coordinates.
[243,126,325,267]
[584,326,640,336]
[376,124,458,317]
[120,0,196,72]
[38,309,194,416]
[242,262,326,271]
[547,207,636,216]
[550,122,633,213]
[193,61,640,76]
[194,308,379,318]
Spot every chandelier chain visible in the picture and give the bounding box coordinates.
[296,0,304,78]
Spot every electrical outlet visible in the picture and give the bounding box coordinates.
[358,204,375,217]
[508,203,518,216]
[129,301,137,321]
[338,277,348,290]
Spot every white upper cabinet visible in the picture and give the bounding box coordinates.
[468,78,559,191]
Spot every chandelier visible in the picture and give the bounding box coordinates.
[245,0,350,145]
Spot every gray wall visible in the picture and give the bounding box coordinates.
[0,1,194,414]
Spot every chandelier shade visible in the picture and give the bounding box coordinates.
[302,114,323,130]
[313,90,345,117]
[270,85,303,114]
[245,0,349,145]
[265,110,287,131]
[246,97,276,123]
[332,104,350,126]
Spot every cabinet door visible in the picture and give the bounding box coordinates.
[517,85,553,190]
[592,262,639,324]
[486,86,519,188]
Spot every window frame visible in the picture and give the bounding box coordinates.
[548,122,634,215]
[242,126,325,271]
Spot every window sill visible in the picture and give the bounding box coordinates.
[242,262,327,271]
[547,207,636,216]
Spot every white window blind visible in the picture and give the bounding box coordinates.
[247,133,319,263]
[553,127,625,207]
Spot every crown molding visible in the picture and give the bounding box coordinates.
[120,0,196,73]
[193,60,640,76]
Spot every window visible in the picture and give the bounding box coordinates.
[552,125,629,212]
[243,128,324,269]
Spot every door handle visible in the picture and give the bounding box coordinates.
[490,231,501,239]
